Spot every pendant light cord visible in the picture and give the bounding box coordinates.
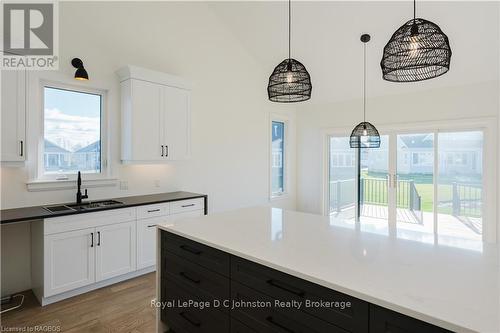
[363,42,366,123]
[413,0,416,20]
[288,0,291,60]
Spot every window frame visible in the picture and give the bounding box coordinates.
[36,80,110,182]
[270,115,289,199]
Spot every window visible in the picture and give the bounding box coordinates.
[271,121,285,196]
[43,86,103,176]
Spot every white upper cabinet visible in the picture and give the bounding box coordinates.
[117,66,191,162]
[1,70,26,162]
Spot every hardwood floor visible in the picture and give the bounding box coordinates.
[1,273,157,332]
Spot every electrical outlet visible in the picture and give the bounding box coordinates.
[119,181,128,190]
[154,180,160,188]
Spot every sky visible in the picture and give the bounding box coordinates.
[44,87,101,152]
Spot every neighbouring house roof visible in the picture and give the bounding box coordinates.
[44,140,70,153]
[399,135,433,149]
[75,141,100,153]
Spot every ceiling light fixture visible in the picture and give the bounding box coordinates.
[350,34,380,149]
[71,58,89,81]
[380,0,451,82]
[267,0,311,103]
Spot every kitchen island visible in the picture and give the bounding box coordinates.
[156,207,499,333]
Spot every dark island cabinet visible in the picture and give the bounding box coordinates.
[160,231,454,333]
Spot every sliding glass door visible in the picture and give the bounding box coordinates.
[437,131,483,244]
[359,135,390,229]
[328,128,486,246]
[395,133,435,242]
[328,137,356,220]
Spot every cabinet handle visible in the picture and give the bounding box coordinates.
[181,203,195,208]
[147,209,161,213]
[266,279,305,297]
[147,224,157,228]
[179,271,201,284]
[179,244,202,255]
[179,312,201,327]
[97,231,101,246]
[19,140,23,157]
[165,145,168,157]
[161,145,164,157]
[90,233,94,247]
[266,316,296,333]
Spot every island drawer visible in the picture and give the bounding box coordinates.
[162,231,230,277]
[231,256,368,333]
[162,251,230,305]
[231,281,350,333]
[161,279,229,332]
[369,305,453,333]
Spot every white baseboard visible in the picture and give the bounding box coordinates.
[37,266,156,306]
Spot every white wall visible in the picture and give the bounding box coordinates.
[296,81,499,217]
[0,2,297,295]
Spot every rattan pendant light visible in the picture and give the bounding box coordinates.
[381,0,452,82]
[267,0,312,102]
[350,34,380,149]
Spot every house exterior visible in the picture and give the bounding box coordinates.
[43,140,100,173]
[74,141,101,172]
[44,140,71,172]
[330,134,482,177]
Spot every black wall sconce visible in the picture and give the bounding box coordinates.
[71,58,89,81]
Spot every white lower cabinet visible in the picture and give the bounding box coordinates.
[44,227,95,297]
[137,216,164,269]
[33,198,205,305]
[96,221,136,281]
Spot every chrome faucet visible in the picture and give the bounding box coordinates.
[76,171,88,204]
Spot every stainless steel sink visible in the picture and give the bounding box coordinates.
[67,200,124,211]
[44,200,124,213]
[44,205,76,213]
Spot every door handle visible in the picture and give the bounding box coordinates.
[165,145,168,157]
[266,279,305,297]
[179,244,202,255]
[147,224,157,228]
[161,145,164,157]
[147,209,161,213]
[179,271,201,284]
[19,140,23,157]
[97,231,101,246]
[179,312,201,327]
[266,316,296,333]
[181,204,195,208]
[90,232,94,247]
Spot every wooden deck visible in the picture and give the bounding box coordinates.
[330,204,482,242]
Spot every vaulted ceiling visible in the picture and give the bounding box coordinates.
[210,1,500,104]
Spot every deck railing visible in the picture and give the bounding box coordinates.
[452,182,482,217]
[330,177,423,222]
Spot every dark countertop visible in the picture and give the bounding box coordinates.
[0,191,207,225]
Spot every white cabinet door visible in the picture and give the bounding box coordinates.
[1,70,26,162]
[163,86,190,160]
[124,79,164,162]
[95,221,136,282]
[44,228,95,297]
[137,216,165,269]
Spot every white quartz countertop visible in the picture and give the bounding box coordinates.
[158,207,500,333]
